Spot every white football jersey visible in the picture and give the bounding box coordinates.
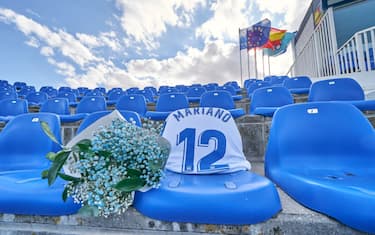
[162,107,251,174]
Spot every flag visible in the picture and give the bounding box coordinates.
[263,31,296,57]
[263,27,286,49]
[239,28,248,50]
[247,18,271,50]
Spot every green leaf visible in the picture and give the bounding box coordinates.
[62,187,69,202]
[127,168,142,177]
[78,205,99,217]
[46,152,56,161]
[58,172,81,182]
[41,169,49,179]
[72,139,91,151]
[114,177,146,192]
[97,150,112,158]
[48,150,70,186]
[40,121,61,146]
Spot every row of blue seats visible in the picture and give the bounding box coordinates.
[0,101,373,233]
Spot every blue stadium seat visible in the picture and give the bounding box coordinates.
[106,90,125,105]
[93,87,106,95]
[58,86,72,93]
[216,85,242,101]
[186,87,207,102]
[75,96,107,114]
[159,87,179,95]
[135,107,281,224]
[0,113,80,215]
[137,89,155,103]
[18,86,35,98]
[144,86,157,96]
[57,91,78,107]
[25,91,48,107]
[200,90,245,118]
[270,76,288,86]
[265,102,375,234]
[76,110,142,134]
[247,81,271,97]
[0,91,17,100]
[84,91,103,97]
[283,76,312,94]
[116,94,148,117]
[145,93,189,120]
[126,87,140,94]
[203,83,218,91]
[175,85,189,93]
[39,98,87,123]
[308,78,375,111]
[0,98,28,123]
[249,86,294,117]
[13,82,27,91]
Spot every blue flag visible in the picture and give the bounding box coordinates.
[239,28,248,50]
[247,19,271,50]
[263,31,296,56]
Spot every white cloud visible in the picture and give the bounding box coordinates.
[196,0,253,41]
[40,46,54,56]
[47,58,76,77]
[25,37,39,48]
[76,31,121,51]
[115,0,205,50]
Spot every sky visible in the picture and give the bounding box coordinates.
[0,0,311,90]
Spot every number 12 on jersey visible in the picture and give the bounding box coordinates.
[177,128,229,173]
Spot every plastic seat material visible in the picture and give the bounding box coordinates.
[126,87,140,94]
[144,86,157,96]
[84,91,103,97]
[17,86,35,99]
[0,98,28,123]
[216,86,242,101]
[58,86,72,93]
[249,86,294,117]
[57,91,78,107]
[106,90,125,105]
[135,107,281,224]
[0,91,17,100]
[186,87,207,102]
[247,81,271,98]
[25,91,48,107]
[93,87,106,95]
[77,110,142,134]
[75,96,107,114]
[137,89,155,103]
[145,93,189,120]
[265,102,375,233]
[283,76,312,94]
[0,113,80,215]
[175,85,189,93]
[200,90,245,118]
[13,82,26,91]
[270,76,288,86]
[116,94,148,117]
[159,87,179,95]
[308,77,375,111]
[39,98,87,123]
[224,81,241,93]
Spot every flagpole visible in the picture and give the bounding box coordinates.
[254,48,258,79]
[247,49,251,79]
[262,50,265,78]
[238,28,243,86]
[268,55,271,75]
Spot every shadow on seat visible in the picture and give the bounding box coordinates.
[265,102,375,233]
[0,113,80,215]
[135,107,281,224]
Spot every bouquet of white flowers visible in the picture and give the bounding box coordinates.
[41,113,170,217]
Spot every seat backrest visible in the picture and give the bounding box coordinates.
[26,91,48,104]
[116,94,147,116]
[283,76,312,89]
[308,78,365,101]
[137,89,155,102]
[162,107,251,174]
[76,96,107,114]
[265,102,375,170]
[40,98,70,115]
[186,87,207,98]
[107,90,124,101]
[247,81,271,96]
[0,98,28,116]
[200,90,235,110]
[0,113,61,170]
[217,85,236,95]
[0,91,17,100]
[156,93,189,112]
[57,91,77,103]
[77,110,142,134]
[250,86,294,114]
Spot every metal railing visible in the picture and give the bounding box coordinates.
[336,26,375,74]
[288,8,339,77]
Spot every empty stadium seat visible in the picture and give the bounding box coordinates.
[200,90,245,118]
[265,102,375,233]
[0,91,17,100]
[249,86,294,117]
[75,96,107,114]
[116,94,148,117]
[57,91,78,107]
[25,91,48,107]
[0,113,80,215]
[106,90,125,105]
[216,85,242,101]
[283,76,312,94]
[135,107,281,224]
[39,98,87,123]
[308,78,375,111]
[145,93,189,120]
[0,98,28,122]
[247,81,271,97]
[186,87,207,102]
